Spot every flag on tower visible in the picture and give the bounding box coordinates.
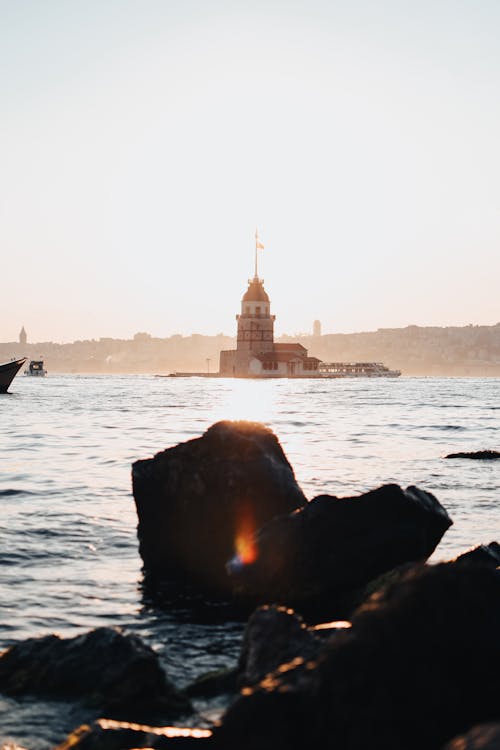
[255,230,264,250]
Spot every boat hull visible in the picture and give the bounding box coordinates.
[0,358,27,393]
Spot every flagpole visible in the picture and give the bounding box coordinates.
[254,229,258,279]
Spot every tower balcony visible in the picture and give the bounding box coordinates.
[236,314,276,320]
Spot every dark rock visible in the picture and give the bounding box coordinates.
[237,605,322,687]
[215,564,500,750]
[228,484,452,616]
[444,450,500,460]
[214,661,318,750]
[54,719,213,750]
[330,562,415,616]
[452,542,500,568]
[0,627,190,719]
[443,723,500,749]
[186,606,348,701]
[132,420,306,591]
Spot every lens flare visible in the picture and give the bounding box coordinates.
[234,506,258,565]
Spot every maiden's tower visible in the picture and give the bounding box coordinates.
[219,234,321,377]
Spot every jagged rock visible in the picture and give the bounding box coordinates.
[444,450,500,460]
[237,605,321,687]
[215,564,500,750]
[132,421,306,591]
[185,606,347,701]
[320,554,498,644]
[452,542,500,568]
[228,484,452,616]
[54,719,213,750]
[0,627,190,718]
[443,723,500,749]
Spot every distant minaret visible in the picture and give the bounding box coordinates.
[19,326,27,345]
[313,320,322,337]
[234,231,275,374]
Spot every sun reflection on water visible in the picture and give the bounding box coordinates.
[210,379,280,424]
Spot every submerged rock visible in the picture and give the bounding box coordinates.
[0,627,190,719]
[132,420,306,591]
[228,483,452,616]
[216,564,500,750]
[444,450,500,460]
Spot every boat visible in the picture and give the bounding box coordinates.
[318,361,401,378]
[25,360,47,377]
[0,358,27,393]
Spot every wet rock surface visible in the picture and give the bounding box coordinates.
[0,627,190,720]
[236,605,322,687]
[186,605,349,701]
[215,564,500,750]
[452,542,500,568]
[132,420,306,591]
[442,723,500,749]
[54,719,213,750]
[228,483,452,616]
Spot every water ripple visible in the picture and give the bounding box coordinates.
[0,374,499,749]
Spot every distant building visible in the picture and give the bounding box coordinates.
[19,326,27,345]
[219,238,321,377]
[313,319,322,337]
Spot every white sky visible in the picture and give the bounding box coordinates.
[1,0,499,342]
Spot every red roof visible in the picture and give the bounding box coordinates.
[253,352,304,363]
[273,343,307,353]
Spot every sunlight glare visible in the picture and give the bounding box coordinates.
[213,380,278,424]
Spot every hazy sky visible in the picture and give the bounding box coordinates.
[2,0,499,342]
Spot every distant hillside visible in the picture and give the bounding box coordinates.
[295,323,500,376]
[2,324,500,376]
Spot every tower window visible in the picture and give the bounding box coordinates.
[256,306,261,315]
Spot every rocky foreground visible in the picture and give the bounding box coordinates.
[1,421,499,750]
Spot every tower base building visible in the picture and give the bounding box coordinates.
[219,268,321,378]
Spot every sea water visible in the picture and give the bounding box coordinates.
[1,375,499,747]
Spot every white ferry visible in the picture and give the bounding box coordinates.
[318,362,401,378]
[25,360,47,377]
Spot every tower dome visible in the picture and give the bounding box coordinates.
[242,278,270,303]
